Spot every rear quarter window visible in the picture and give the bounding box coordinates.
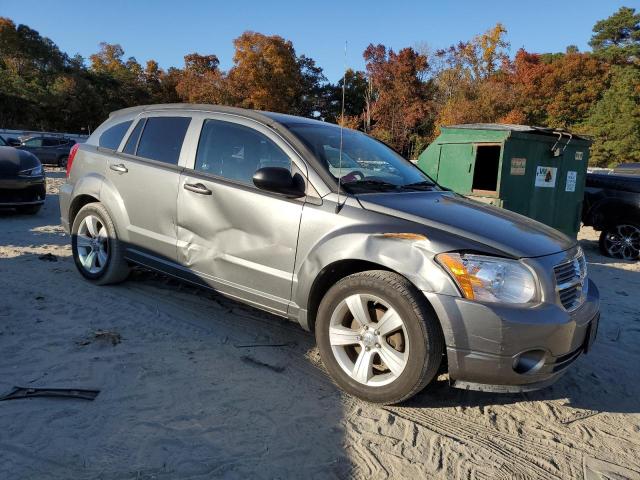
[135,117,191,165]
[99,120,133,150]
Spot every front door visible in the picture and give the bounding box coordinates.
[106,115,191,263]
[176,116,306,315]
[21,137,48,163]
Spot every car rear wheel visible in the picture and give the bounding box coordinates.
[599,223,640,260]
[71,203,129,284]
[58,155,68,168]
[315,270,443,404]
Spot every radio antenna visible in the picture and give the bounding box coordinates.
[335,41,348,214]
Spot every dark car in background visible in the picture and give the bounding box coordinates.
[583,172,640,260]
[0,145,45,214]
[17,135,76,167]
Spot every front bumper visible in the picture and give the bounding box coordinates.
[425,278,600,392]
[0,176,46,207]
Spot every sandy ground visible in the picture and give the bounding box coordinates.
[1,168,639,479]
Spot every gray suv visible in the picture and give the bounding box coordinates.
[59,104,600,404]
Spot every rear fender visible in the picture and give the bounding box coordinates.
[98,176,132,242]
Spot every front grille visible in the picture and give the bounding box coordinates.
[554,251,587,311]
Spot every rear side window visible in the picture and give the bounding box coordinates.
[99,121,133,150]
[123,119,145,155]
[135,117,191,165]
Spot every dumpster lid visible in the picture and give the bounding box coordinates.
[445,123,590,141]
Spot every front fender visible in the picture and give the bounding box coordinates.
[292,226,461,327]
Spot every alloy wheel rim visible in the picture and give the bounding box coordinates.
[604,224,640,260]
[329,293,409,387]
[76,215,109,274]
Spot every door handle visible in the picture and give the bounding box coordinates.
[184,183,212,195]
[110,163,128,173]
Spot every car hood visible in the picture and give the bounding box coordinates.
[357,191,575,258]
[0,146,39,176]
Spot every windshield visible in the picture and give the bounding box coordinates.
[286,122,436,193]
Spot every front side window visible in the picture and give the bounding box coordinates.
[0,136,6,146]
[286,123,435,193]
[99,121,133,150]
[195,120,291,184]
[135,116,191,165]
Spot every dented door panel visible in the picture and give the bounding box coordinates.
[176,174,303,314]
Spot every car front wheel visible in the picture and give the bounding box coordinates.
[315,270,444,404]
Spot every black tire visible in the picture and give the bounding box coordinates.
[71,203,130,285]
[17,204,41,215]
[315,270,444,404]
[598,222,640,260]
[58,155,68,168]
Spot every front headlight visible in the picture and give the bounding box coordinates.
[18,164,43,177]
[436,253,537,304]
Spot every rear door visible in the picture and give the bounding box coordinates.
[41,138,61,163]
[106,113,192,263]
[176,114,307,315]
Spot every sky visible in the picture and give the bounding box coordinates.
[0,0,636,81]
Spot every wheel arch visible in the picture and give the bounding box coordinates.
[69,194,99,227]
[588,198,640,230]
[303,258,449,345]
[305,259,390,332]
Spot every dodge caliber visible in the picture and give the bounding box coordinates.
[59,105,600,404]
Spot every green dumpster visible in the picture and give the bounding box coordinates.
[417,124,591,238]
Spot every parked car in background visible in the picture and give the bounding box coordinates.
[17,135,76,167]
[614,163,640,176]
[583,172,640,260]
[60,104,599,404]
[0,145,45,214]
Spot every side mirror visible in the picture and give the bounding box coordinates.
[253,167,305,198]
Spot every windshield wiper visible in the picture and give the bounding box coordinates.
[400,180,437,191]
[343,179,400,192]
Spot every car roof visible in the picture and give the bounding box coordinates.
[109,103,328,128]
[107,104,340,191]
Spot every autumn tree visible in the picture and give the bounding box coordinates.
[433,24,516,129]
[363,44,433,156]
[509,49,610,128]
[175,53,229,104]
[226,32,325,116]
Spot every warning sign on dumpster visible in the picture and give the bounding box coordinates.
[565,171,577,192]
[510,157,526,175]
[535,166,557,188]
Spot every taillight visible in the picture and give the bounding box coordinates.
[66,143,80,177]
